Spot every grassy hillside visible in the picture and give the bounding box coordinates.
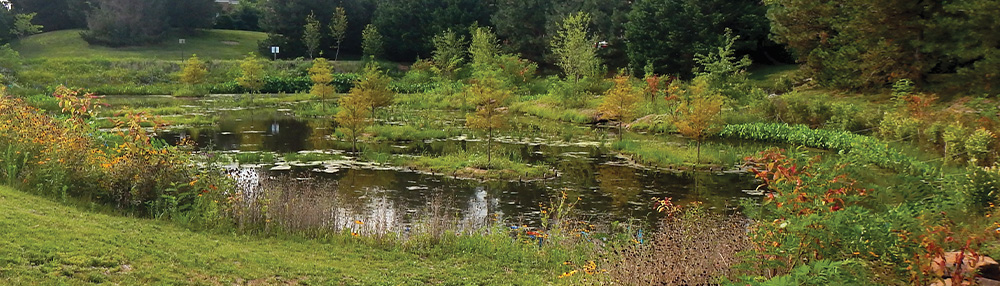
[0,186,565,285]
[13,29,267,60]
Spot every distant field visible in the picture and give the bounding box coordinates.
[13,29,268,60]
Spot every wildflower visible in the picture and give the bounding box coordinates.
[558,270,577,278]
[354,220,364,225]
[351,232,359,237]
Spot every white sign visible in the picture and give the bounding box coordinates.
[270,46,280,54]
[179,39,186,44]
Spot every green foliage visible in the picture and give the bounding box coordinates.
[675,78,725,163]
[308,58,335,105]
[302,11,322,59]
[179,54,207,85]
[11,12,43,39]
[550,12,600,82]
[329,6,348,61]
[430,29,467,80]
[598,72,641,141]
[80,0,169,47]
[720,123,935,175]
[767,0,927,89]
[765,91,883,131]
[465,74,513,165]
[468,26,500,76]
[693,30,763,104]
[361,24,382,59]
[166,0,216,33]
[236,53,265,93]
[731,260,870,286]
[962,166,1000,215]
[626,0,770,77]
[370,0,492,61]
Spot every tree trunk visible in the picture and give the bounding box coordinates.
[618,119,624,141]
[697,140,702,164]
[335,46,341,61]
[487,127,493,166]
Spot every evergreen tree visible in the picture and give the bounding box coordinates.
[167,0,216,33]
[81,0,168,47]
[626,0,769,78]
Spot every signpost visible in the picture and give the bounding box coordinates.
[179,39,186,61]
[270,46,280,60]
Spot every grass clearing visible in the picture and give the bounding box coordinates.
[0,186,576,285]
[14,29,268,60]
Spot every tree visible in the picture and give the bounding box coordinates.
[336,80,372,153]
[11,12,42,39]
[370,0,492,61]
[11,0,89,31]
[354,61,393,121]
[675,77,724,164]
[468,26,500,75]
[302,11,322,59]
[430,28,467,80]
[361,24,382,60]
[308,58,336,108]
[81,0,168,47]
[236,53,265,94]
[625,0,770,78]
[491,0,549,63]
[692,30,762,104]
[767,0,928,89]
[465,74,511,166]
[179,54,208,85]
[927,0,1000,93]
[329,6,348,61]
[167,0,216,33]
[550,12,600,82]
[0,9,15,44]
[599,72,641,141]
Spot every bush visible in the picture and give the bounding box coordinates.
[172,85,208,97]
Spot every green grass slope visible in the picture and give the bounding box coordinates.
[13,29,267,60]
[0,186,562,285]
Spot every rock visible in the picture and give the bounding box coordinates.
[928,252,1000,284]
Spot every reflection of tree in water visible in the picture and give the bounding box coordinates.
[681,172,740,210]
[304,119,333,150]
[556,155,595,190]
[337,169,397,205]
[597,165,642,207]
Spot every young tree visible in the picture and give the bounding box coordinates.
[550,11,600,82]
[336,83,372,153]
[465,74,512,166]
[302,11,321,59]
[329,7,348,61]
[354,61,393,121]
[308,58,335,108]
[361,24,383,60]
[599,72,642,141]
[11,12,43,39]
[468,26,500,75]
[430,28,467,80]
[179,54,208,85]
[675,77,725,164]
[236,53,265,94]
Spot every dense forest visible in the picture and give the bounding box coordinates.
[3,0,997,92]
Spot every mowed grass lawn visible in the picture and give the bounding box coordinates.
[0,186,567,285]
[13,29,267,60]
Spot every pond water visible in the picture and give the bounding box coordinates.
[144,97,759,229]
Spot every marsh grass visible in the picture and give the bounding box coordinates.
[603,206,750,285]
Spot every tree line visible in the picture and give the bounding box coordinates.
[6,0,1000,92]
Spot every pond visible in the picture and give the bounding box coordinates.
[140,96,759,230]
